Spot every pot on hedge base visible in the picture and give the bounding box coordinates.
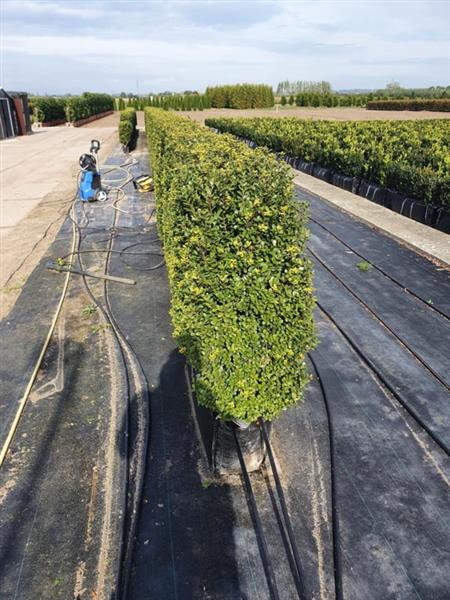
[212,419,271,475]
[186,365,270,475]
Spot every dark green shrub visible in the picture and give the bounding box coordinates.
[205,84,274,109]
[205,116,450,207]
[367,99,450,112]
[118,108,137,148]
[30,97,66,122]
[145,108,316,422]
[281,96,287,106]
[65,92,114,122]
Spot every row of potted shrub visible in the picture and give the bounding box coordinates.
[118,94,212,112]
[30,93,114,125]
[145,108,316,425]
[29,97,66,123]
[367,99,450,112]
[205,117,450,208]
[118,108,137,150]
[205,84,274,109]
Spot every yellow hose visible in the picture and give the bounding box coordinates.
[0,205,77,468]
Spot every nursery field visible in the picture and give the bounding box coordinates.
[87,106,450,130]
[1,109,449,600]
[182,105,450,123]
[207,116,450,209]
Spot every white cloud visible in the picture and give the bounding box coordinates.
[1,0,449,92]
[3,0,104,19]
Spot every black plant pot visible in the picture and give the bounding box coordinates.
[358,180,387,206]
[434,207,450,234]
[385,189,410,211]
[396,198,436,226]
[212,419,270,475]
[312,165,333,183]
[296,160,315,175]
[186,365,269,475]
[331,171,361,194]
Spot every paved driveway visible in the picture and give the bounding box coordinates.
[0,124,116,233]
[0,123,117,318]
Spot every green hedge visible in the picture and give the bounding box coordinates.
[119,94,212,112]
[145,108,316,422]
[206,117,450,207]
[65,92,114,122]
[29,97,66,122]
[293,93,365,107]
[148,94,210,111]
[205,84,274,109]
[118,108,137,148]
[367,99,450,112]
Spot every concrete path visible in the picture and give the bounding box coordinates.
[293,170,450,268]
[0,125,116,233]
[0,124,117,319]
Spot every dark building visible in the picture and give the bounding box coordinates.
[0,90,32,140]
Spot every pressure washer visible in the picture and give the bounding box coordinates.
[78,139,108,202]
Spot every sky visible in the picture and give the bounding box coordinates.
[1,0,449,94]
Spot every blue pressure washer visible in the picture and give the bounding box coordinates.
[78,139,108,202]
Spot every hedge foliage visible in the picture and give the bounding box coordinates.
[65,92,114,122]
[118,108,137,148]
[205,84,274,109]
[147,94,211,111]
[293,93,366,107]
[120,94,212,112]
[206,117,450,207]
[367,99,450,112]
[145,108,316,422]
[29,97,66,122]
[30,93,114,123]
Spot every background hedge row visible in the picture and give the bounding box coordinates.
[281,93,368,107]
[206,117,450,207]
[205,84,274,109]
[117,94,212,112]
[145,108,316,422]
[30,93,114,123]
[29,97,66,122]
[367,99,450,112]
[65,92,114,122]
[118,108,137,148]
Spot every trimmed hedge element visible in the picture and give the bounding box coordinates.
[206,117,450,207]
[65,92,114,123]
[367,99,450,112]
[145,108,316,422]
[29,97,66,122]
[123,93,212,112]
[205,84,274,109]
[118,108,137,149]
[294,93,364,107]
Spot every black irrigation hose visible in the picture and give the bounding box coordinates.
[232,427,281,600]
[258,418,306,599]
[72,156,152,598]
[118,242,165,271]
[72,202,132,600]
[308,247,450,395]
[316,300,450,457]
[68,208,158,245]
[102,157,154,599]
[307,356,343,600]
[103,223,150,600]
[59,246,164,273]
[309,216,450,322]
